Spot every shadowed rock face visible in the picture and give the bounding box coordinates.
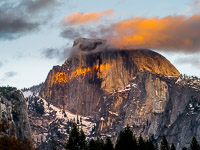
[40,38,180,116]
[0,87,32,141]
[94,71,200,149]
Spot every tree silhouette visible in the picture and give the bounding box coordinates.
[170,144,176,150]
[66,123,87,150]
[88,138,104,150]
[104,137,114,150]
[146,139,157,150]
[115,125,137,150]
[79,129,87,150]
[138,135,146,150]
[160,136,169,150]
[190,137,200,150]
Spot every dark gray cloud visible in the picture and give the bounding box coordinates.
[60,26,108,41]
[175,55,200,69]
[21,0,58,13]
[0,0,59,40]
[60,28,82,40]
[41,47,71,62]
[41,48,61,59]
[4,71,18,78]
[0,15,39,40]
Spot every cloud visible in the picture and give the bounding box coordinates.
[41,47,71,62]
[4,71,18,78]
[60,14,200,53]
[175,55,200,69]
[60,28,82,40]
[0,15,39,40]
[62,9,114,25]
[185,0,200,14]
[0,61,3,68]
[60,26,103,40]
[21,0,58,13]
[41,48,61,59]
[0,0,59,40]
[104,15,200,53]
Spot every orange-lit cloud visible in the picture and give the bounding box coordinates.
[62,9,114,25]
[106,15,200,52]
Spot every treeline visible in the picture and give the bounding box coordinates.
[1,123,200,150]
[65,124,200,150]
[181,74,200,80]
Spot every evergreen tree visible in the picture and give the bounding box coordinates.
[104,137,114,150]
[155,144,159,150]
[146,140,156,150]
[170,144,176,150]
[115,125,137,150]
[79,129,87,150]
[66,124,80,150]
[88,138,104,150]
[66,123,87,150]
[160,136,169,150]
[88,139,96,150]
[138,135,146,150]
[190,137,200,150]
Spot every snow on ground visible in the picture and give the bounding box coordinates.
[23,90,33,98]
[25,92,96,136]
[118,83,138,93]
[175,77,182,84]
[108,111,119,116]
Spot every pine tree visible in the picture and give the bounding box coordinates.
[66,123,87,150]
[170,144,176,150]
[115,125,137,150]
[146,140,156,150]
[66,124,80,150]
[138,135,146,150]
[104,137,114,150]
[88,139,96,150]
[79,129,87,150]
[190,137,200,150]
[88,138,104,150]
[160,136,169,150]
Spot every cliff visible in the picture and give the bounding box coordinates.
[94,72,200,149]
[37,38,200,149]
[40,38,180,116]
[0,87,32,141]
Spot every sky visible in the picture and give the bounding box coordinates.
[0,0,200,89]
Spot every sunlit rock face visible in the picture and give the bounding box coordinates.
[40,38,180,116]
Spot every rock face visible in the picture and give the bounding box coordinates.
[39,38,200,149]
[40,38,180,116]
[0,87,32,141]
[94,72,200,149]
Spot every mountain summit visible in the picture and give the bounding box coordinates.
[35,38,200,149]
[41,38,180,115]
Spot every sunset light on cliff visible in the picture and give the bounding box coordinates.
[54,63,110,83]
